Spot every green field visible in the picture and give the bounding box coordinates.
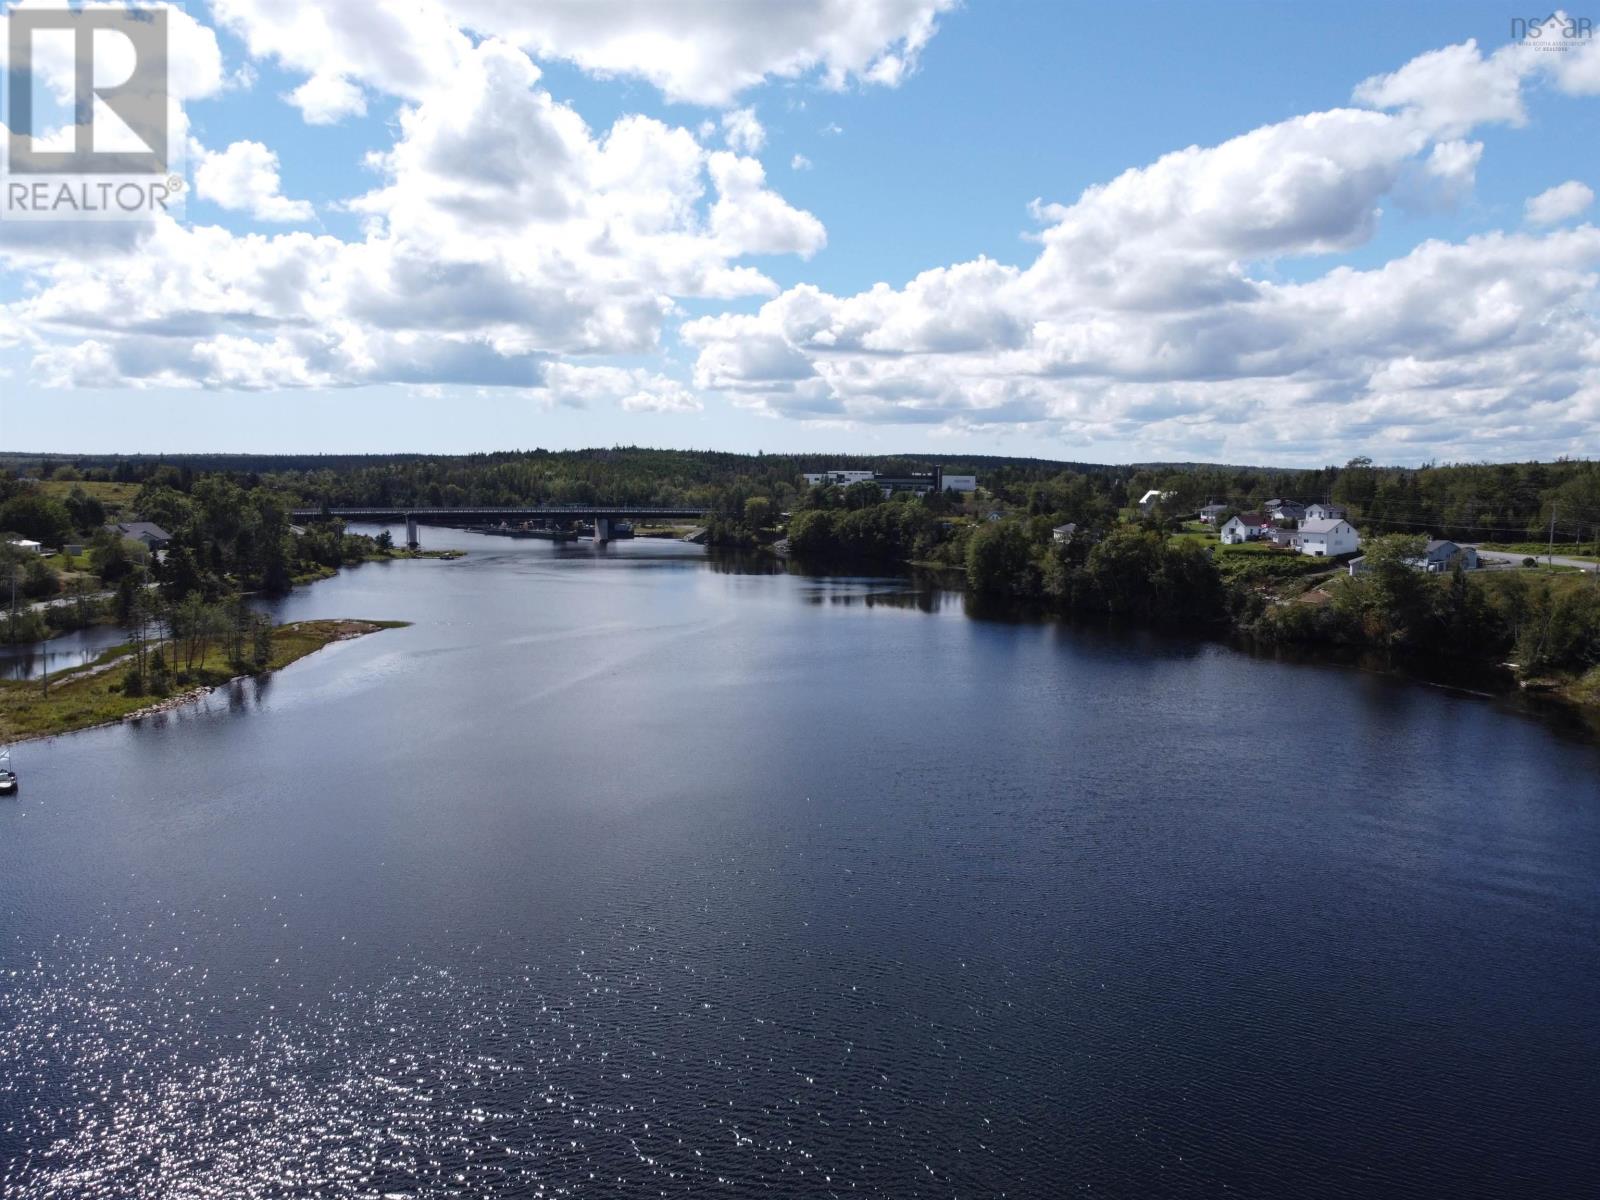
[36,479,141,513]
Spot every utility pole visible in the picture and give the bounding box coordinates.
[1547,504,1557,567]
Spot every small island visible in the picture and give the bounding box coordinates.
[0,618,408,743]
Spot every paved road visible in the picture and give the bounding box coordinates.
[1468,545,1600,571]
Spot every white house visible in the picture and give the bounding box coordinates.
[1304,503,1348,521]
[1297,518,1359,558]
[1052,522,1078,544]
[1137,489,1171,512]
[1198,503,1229,523]
[1222,512,1260,544]
[5,538,42,554]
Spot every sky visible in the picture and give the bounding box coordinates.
[0,0,1597,466]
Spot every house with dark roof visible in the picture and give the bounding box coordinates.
[112,521,172,551]
[1220,513,1267,544]
[1267,500,1307,523]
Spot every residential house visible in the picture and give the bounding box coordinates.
[113,521,172,551]
[1349,540,1478,575]
[1220,513,1266,544]
[1197,503,1229,524]
[1052,523,1078,544]
[1267,526,1300,549]
[1296,518,1360,558]
[1419,540,1478,572]
[5,538,42,554]
[1137,489,1171,512]
[1267,500,1307,523]
[1304,503,1348,521]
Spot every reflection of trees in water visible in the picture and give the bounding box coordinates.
[805,587,957,615]
[224,675,271,713]
[1232,635,1516,696]
[704,551,787,576]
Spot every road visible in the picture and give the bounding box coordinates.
[1468,546,1600,571]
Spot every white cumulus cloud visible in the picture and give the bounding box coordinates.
[680,31,1600,461]
[211,0,956,110]
[193,140,314,222]
[720,108,765,154]
[1526,180,1595,225]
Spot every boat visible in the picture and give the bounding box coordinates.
[0,749,16,795]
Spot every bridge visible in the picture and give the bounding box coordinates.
[290,505,712,546]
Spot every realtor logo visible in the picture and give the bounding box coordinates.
[1511,12,1595,48]
[3,4,181,220]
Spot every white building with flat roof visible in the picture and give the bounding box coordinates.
[802,470,877,488]
[803,468,977,494]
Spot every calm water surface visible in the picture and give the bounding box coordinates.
[0,622,127,680]
[2,529,1597,1198]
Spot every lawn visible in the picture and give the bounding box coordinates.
[1168,521,1215,544]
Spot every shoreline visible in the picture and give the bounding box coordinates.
[0,619,408,746]
[778,547,1600,732]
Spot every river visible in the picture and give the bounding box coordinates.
[2,528,1597,1198]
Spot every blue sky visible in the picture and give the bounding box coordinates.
[1,1,1597,464]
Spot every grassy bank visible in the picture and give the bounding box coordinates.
[0,619,408,743]
[289,546,464,584]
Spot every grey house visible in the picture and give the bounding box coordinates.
[113,521,173,551]
[1420,540,1478,571]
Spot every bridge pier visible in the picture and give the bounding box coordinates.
[593,517,611,544]
[405,515,420,550]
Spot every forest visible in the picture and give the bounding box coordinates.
[3,449,1598,696]
[5,449,1596,547]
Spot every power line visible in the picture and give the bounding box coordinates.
[1353,512,1593,539]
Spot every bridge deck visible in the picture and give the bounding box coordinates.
[291,506,711,522]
